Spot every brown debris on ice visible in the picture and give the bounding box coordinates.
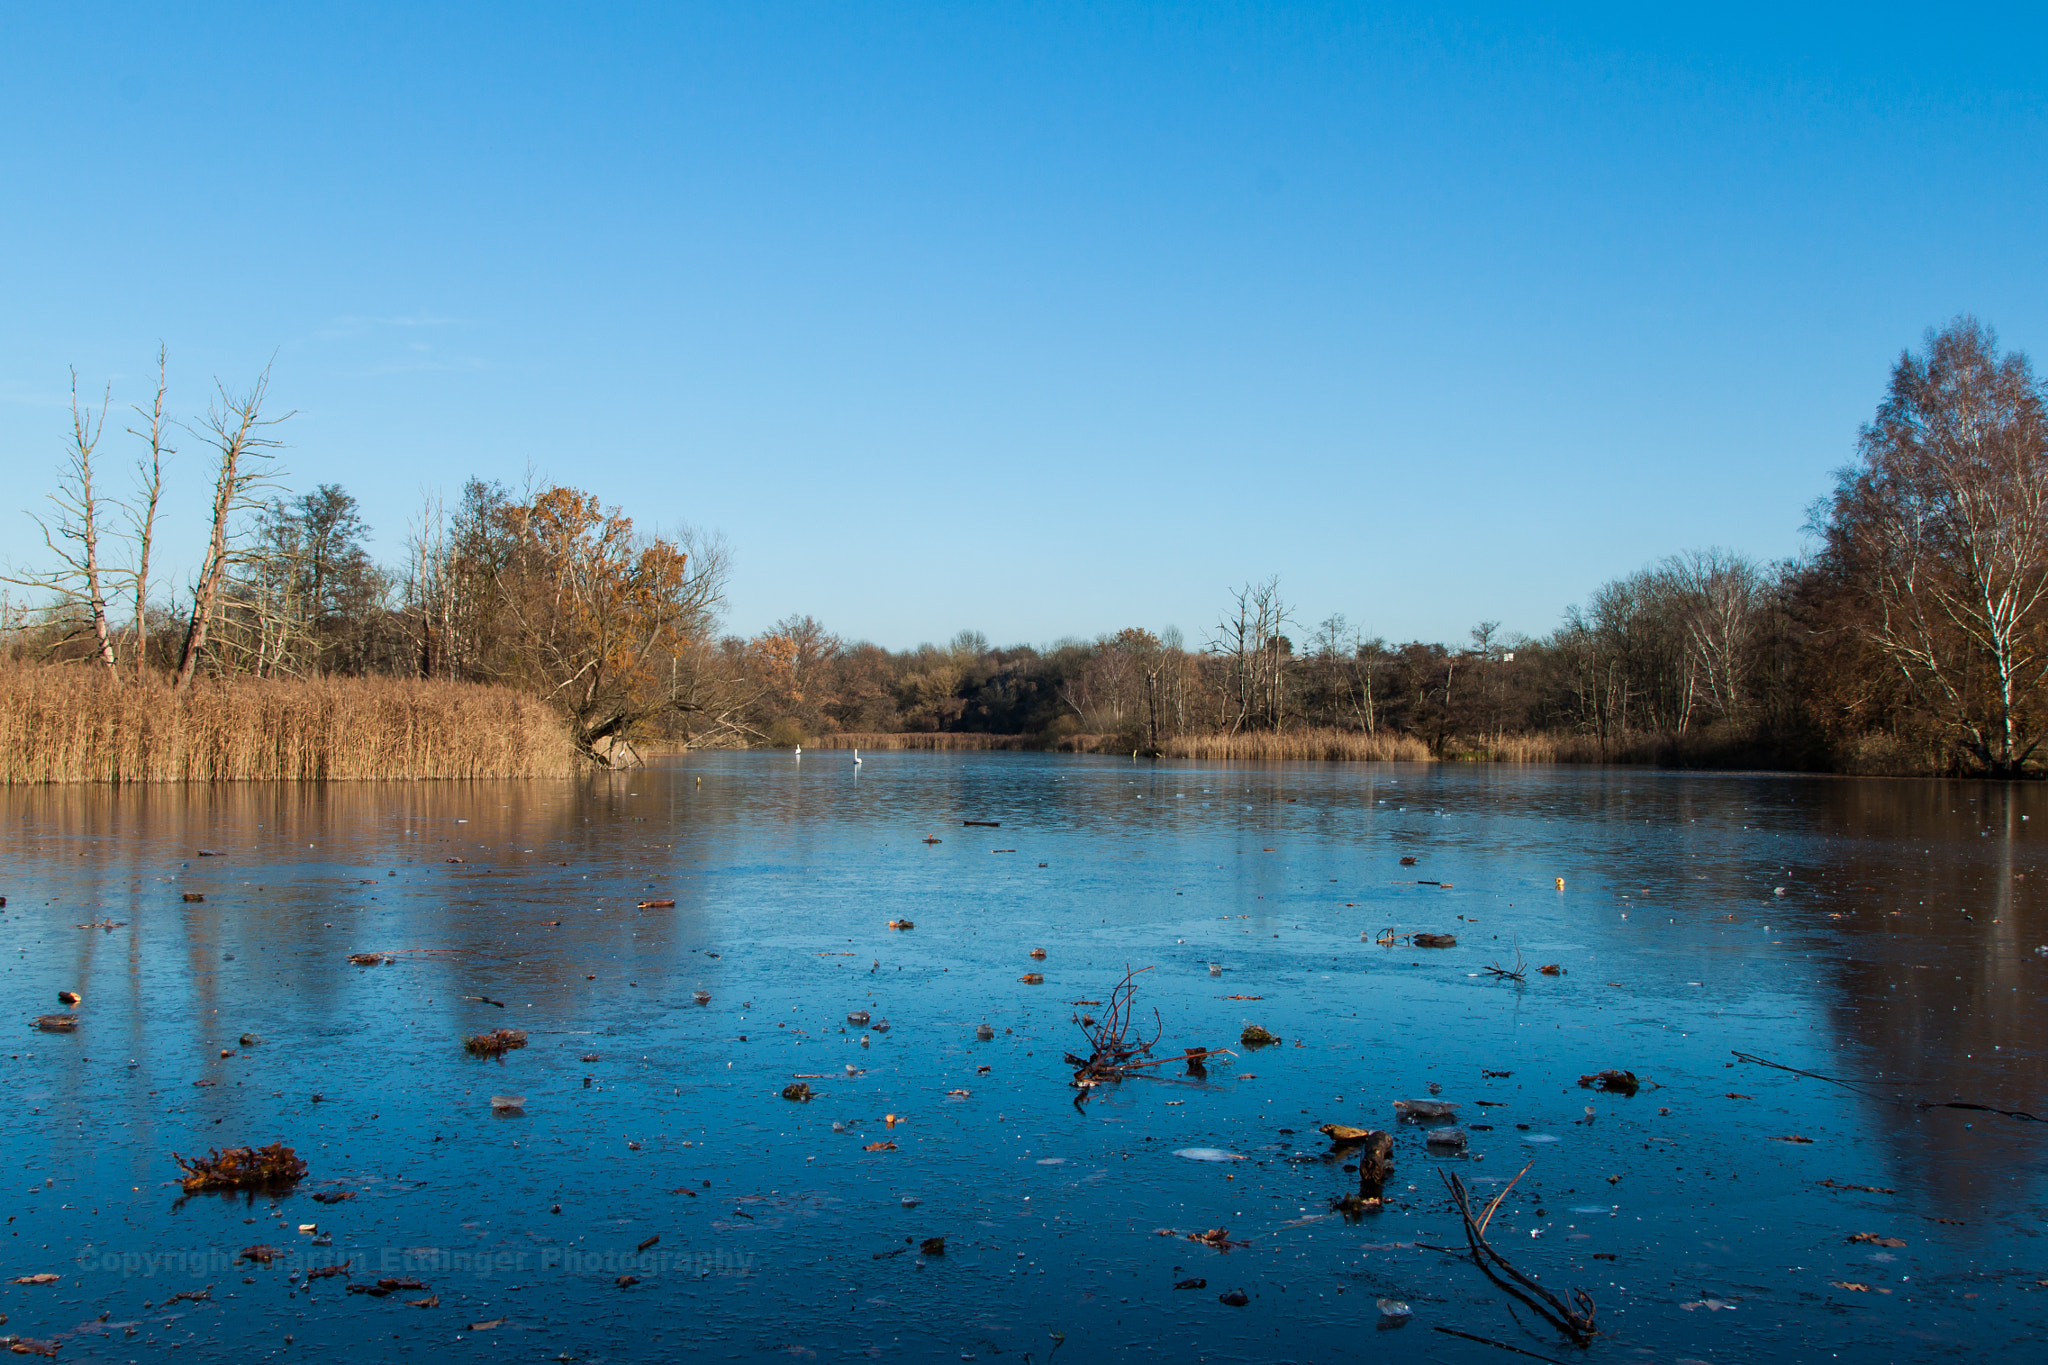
[464,1029,528,1057]
[172,1143,308,1193]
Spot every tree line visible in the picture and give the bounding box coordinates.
[6,316,2047,775]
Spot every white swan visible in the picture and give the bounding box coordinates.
[794,745,802,759]
[853,748,863,766]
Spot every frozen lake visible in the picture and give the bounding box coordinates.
[3,753,2044,1362]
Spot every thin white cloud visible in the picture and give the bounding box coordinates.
[305,312,469,342]
[0,379,72,409]
[361,352,498,376]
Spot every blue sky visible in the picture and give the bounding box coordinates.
[3,3,2044,650]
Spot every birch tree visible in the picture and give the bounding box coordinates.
[1667,548,1762,724]
[1818,317,2048,774]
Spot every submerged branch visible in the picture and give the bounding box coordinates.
[1733,1050,2043,1123]
[1441,1166,1597,1347]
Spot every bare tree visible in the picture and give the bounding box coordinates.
[1308,614,1388,735]
[1208,577,1290,733]
[124,346,172,678]
[213,485,382,678]
[1465,620,1510,743]
[1667,549,1762,724]
[1254,579,1292,729]
[1555,600,1635,756]
[3,371,120,673]
[173,368,291,690]
[1132,629,1178,748]
[1352,633,1384,734]
[1818,318,2048,774]
[1058,627,1164,742]
[1157,626,1192,739]
[214,521,315,677]
[1210,586,1257,733]
[401,489,449,678]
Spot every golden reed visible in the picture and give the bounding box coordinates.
[0,664,572,782]
[811,728,1435,760]
[1463,731,1671,763]
[1461,732,1600,762]
[804,731,1030,751]
[782,726,1633,764]
[1160,728,1435,762]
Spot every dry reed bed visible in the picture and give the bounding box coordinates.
[1460,732,1614,763]
[805,728,1613,763]
[805,732,1036,751]
[0,665,572,782]
[1465,730,1745,765]
[1161,728,1435,762]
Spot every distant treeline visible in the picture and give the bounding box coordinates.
[6,317,2047,777]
